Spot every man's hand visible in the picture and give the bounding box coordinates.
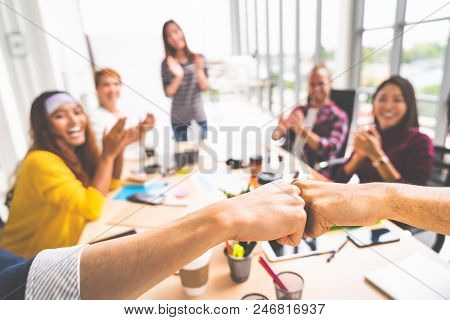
[219,180,307,246]
[272,115,289,140]
[286,109,305,134]
[293,180,384,238]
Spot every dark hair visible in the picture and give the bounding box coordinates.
[372,75,419,131]
[162,20,195,61]
[5,91,99,207]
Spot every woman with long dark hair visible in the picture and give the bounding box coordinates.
[334,75,434,185]
[0,91,151,258]
[161,20,208,141]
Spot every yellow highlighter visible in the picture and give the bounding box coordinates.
[232,244,245,258]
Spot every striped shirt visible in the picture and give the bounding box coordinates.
[25,245,87,299]
[161,56,207,125]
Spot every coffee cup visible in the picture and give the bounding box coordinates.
[179,249,213,297]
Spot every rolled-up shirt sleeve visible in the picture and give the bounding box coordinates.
[25,245,88,300]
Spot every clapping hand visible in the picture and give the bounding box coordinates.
[167,56,184,78]
[102,118,128,159]
[123,113,156,146]
[353,125,383,160]
[272,115,289,140]
[194,54,205,71]
[286,109,305,134]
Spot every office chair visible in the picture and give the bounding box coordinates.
[423,145,449,252]
[314,89,356,178]
[429,145,450,187]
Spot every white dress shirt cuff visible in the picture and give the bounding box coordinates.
[25,244,88,300]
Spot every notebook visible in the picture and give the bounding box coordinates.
[365,254,450,300]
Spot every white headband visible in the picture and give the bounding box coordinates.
[44,93,77,114]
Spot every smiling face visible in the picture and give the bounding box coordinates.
[48,102,87,147]
[165,22,186,51]
[373,83,408,130]
[308,68,331,108]
[96,75,121,108]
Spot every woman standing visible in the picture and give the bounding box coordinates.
[333,76,434,185]
[161,20,208,141]
[0,91,152,258]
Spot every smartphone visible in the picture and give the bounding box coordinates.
[347,227,400,248]
[127,193,166,205]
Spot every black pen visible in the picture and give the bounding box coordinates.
[327,239,349,263]
[243,241,257,257]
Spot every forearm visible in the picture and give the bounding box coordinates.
[380,183,450,235]
[80,202,230,299]
[370,152,401,182]
[196,69,208,91]
[272,127,286,140]
[374,162,402,182]
[90,155,115,196]
[164,76,183,96]
[112,152,124,180]
[302,130,320,150]
[343,154,363,176]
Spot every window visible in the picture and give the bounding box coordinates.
[235,0,450,146]
[401,20,449,139]
[405,0,450,23]
[298,0,317,101]
[236,0,319,115]
[360,29,393,90]
[321,0,340,72]
[280,0,297,110]
[363,0,396,29]
[355,0,450,143]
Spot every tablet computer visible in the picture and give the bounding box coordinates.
[262,234,345,262]
[347,227,400,248]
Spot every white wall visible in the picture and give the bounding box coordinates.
[36,0,97,110]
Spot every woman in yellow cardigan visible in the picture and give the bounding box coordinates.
[0,91,154,258]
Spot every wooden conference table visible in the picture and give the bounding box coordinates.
[78,142,449,300]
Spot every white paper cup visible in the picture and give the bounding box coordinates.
[179,249,213,297]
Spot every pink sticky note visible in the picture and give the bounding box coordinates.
[175,189,189,198]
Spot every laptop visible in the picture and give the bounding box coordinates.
[365,254,450,300]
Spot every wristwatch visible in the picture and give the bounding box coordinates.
[372,155,390,168]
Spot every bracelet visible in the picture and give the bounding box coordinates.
[372,155,390,168]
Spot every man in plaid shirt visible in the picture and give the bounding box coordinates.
[273,62,349,177]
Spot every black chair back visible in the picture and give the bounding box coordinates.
[429,145,450,187]
[329,89,356,159]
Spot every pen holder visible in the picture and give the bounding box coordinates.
[226,253,252,283]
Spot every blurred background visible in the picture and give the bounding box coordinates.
[0,0,449,251]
